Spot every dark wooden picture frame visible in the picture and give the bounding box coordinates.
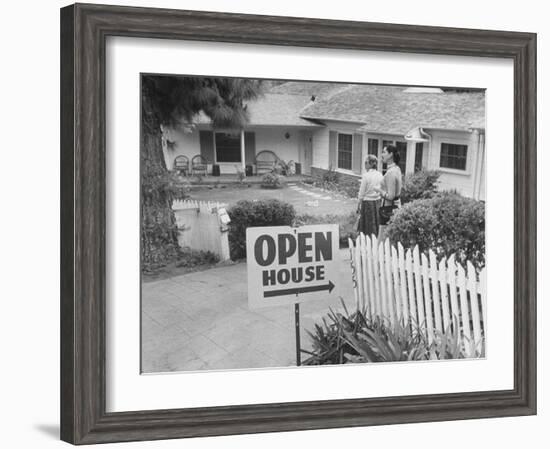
[60,3,537,445]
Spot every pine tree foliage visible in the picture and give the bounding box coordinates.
[141,75,263,271]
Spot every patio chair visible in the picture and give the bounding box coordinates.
[255,150,279,175]
[173,155,190,176]
[191,154,208,176]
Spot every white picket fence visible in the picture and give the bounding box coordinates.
[172,200,231,260]
[348,233,486,356]
[173,200,226,213]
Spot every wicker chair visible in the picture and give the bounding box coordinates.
[255,150,279,175]
[173,155,190,176]
[191,155,208,176]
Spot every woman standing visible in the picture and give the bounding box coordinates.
[376,145,403,241]
[356,155,384,238]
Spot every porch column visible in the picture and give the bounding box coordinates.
[405,141,416,174]
[240,129,246,174]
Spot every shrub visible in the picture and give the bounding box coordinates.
[320,165,340,185]
[337,177,361,198]
[400,170,441,204]
[260,172,284,189]
[294,212,357,247]
[234,165,246,183]
[228,199,296,260]
[302,301,483,365]
[313,167,360,199]
[176,248,219,268]
[386,191,485,270]
[273,159,294,176]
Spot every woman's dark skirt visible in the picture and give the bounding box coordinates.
[357,199,381,238]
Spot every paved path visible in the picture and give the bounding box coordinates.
[189,182,357,216]
[142,249,355,373]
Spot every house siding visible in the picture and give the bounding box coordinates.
[428,130,480,198]
[311,120,365,175]
[160,124,484,200]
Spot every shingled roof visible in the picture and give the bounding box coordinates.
[245,93,321,127]
[193,93,321,127]
[299,84,485,134]
[269,81,352,99]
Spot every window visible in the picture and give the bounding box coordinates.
[337,133,353,170]
[440,143,468,170]
[215,132,241,163]
[396,141,407,174]
[367,138,378,156]
[414,142,424,172]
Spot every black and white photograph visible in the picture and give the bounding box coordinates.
[141,75,486,373]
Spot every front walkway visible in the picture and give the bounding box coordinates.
[142,249,355,373]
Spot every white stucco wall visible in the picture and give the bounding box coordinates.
[161,125,201,170]
[161,126,305,174]
[253,127,301,163]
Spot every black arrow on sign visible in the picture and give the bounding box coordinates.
[263,281,335,298]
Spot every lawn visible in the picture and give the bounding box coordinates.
[188,182,357,216]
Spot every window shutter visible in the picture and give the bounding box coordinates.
[244,132,256,165]
[329,131,337,169]
[199,130,215,162]
[352,133,363,174]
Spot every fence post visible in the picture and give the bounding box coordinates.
[421,253,435,345]
[429,250,443,335]
[348,238,359,310]
[412,246,426,337]
[438,257,451,332]
[372,235,382,320]
[355,234,364,310]
[365,235,376,319]
[467,261,483,354]
[405,248,417,327]
[447,255,460,335]
[480,267,487,338]
[384,239,396,326]
[397,243,409,324]
[456,263,473,355]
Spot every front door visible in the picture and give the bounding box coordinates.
[302,131,313,175]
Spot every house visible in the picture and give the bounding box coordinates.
[162,81,486,200]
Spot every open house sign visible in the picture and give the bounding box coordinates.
[246,224,340,309]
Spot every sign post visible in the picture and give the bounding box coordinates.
[294,303,301,366]
[246,224,340,366]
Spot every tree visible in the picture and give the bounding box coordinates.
[141,75,263,271]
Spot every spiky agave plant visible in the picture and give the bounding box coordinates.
[304,306,485,365]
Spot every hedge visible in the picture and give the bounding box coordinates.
[400,170,441,204]
[228,199,296,260]
[386,191,485,270]
[294,212,357,247]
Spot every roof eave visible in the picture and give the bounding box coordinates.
[300,115,367,125]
